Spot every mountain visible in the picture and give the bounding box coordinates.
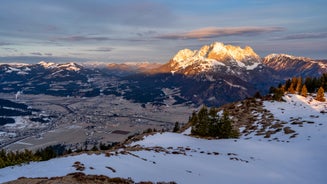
[38,61,83,71]
[1,42,326,107]
[146,42,277,106]
[156,42,262,75]
[0,61,105,97]
[263,54,327,78]
[107,62,162,72]
[1,93,326,184]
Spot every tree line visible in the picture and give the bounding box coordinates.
[269,73,326,102]
[0,145,65,168]
[0,141,118,169]
[189,106,239,138]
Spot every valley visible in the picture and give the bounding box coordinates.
[0,93,195,151]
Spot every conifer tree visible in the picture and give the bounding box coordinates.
[253,91,262,98]
[284,79,292,91]
[219,111,239,139]
[173,122,180,132]
[273,88,284,101]
[219,111,233,138]
[288,83,295,94]
[190,112,199,135]
[291,77,298,87]
[189,112,198,126]
[190,108,238,138]
[316,87,326,102]
[208,108,219,137]
[0,157,5,168]
[301,85,308,97]
[305,77,314,93]
[197,106,209,136]
[296,77,302,94]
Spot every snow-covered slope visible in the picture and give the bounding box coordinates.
[0,94,326,184]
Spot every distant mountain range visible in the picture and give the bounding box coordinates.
[1,41,326,106]
[263,53,327,78]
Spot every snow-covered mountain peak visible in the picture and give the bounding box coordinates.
[167,41,262,74]
[38,61,56,68]
[172,48,195,62]
[59,62,82,71]
[38,61,82,71]
[207,42,260,62]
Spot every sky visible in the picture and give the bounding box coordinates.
[0,0,326,63]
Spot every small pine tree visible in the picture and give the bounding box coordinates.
[196,106,209,136]
[253,91,261,99]
[316,87,326,102]
[273,88,284,101]
[284,79,292,91]
[173,122,180,132]
[91,145,98,151]
[0,157,5,168]
[288,84,295,94]
[301,85,308,97]
[305,77,314,93]
[295,77,302,94]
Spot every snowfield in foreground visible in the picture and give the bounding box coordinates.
[0,94,326,184]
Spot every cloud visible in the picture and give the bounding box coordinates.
[29,52,53,56]
[0,42,11,46]
[136,30,158,37]
[2,48,18,52]
[86,47,113,52]
[274,32,327,40]
[0,56,88,64]
[157,26,284,40]
[54,35,151,43]
[56,36,111,42]
[30,52,43,56]
[0,1,175,30]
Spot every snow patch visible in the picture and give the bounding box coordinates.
[224,80,247,90]
[246,62,260,70]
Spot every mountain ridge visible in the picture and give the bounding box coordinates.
[1,41,326,106]
[263,53,327,78]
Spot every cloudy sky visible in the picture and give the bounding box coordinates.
[0,0,326,63]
